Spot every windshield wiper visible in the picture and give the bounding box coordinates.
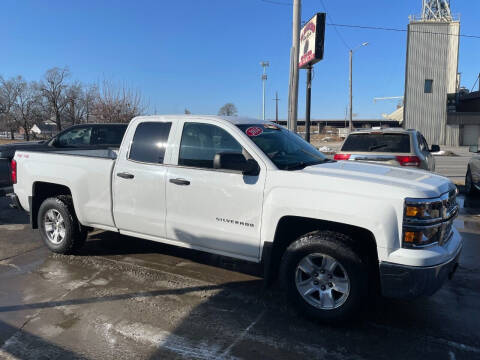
[284,160,327,171]
[369,144,389,151]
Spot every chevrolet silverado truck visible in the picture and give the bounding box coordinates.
[10,115,462,322]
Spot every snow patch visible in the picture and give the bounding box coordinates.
[111,320,237,360]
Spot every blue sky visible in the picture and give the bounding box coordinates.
[1,0,479,120]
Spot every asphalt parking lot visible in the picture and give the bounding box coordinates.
[0,194,479,360]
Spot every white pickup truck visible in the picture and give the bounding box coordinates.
[10,115,462,322]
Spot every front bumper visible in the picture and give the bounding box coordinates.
[379,244,462,299]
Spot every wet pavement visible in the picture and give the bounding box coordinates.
[0,194,479,360]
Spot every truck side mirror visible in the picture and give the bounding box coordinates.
[430,145,440,153]
[213,153,259,176]
[469,145,479,153]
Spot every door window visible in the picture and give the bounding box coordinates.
[56,127,92,147]
[421,136,430,152]
[417,134,426,152]
[128,122,172,164]
[178,122,243,169]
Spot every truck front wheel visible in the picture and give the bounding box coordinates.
[280,231,368,322]
[38,196,88,254]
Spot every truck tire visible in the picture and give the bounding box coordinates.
[38,196,88,254]
[280,230,368,323]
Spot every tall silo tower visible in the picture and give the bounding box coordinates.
[404,0,460,146]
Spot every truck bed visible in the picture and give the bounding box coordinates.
[13,149,118,230]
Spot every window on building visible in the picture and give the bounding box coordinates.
[178,122,243,169]
[129,122,172,164]
[424,79,434,93]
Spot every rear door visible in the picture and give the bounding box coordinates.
[113,120,173,238]
[165,120,266,260]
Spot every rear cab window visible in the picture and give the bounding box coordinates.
[128,122,172,164]
[341,133,411,153]
[91,125,128,146]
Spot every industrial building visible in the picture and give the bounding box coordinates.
[447,90,480,145]
[404,0,463,146]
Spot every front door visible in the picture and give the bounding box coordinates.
[113,121,173,239]
[165,121,265,260]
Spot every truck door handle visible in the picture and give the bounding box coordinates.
[169,178,190,186]
[117,172,134,179]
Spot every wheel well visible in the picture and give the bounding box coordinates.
[30,182,72,229]
[264,216,379,287]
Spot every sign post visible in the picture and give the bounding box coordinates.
[299,13,325,142]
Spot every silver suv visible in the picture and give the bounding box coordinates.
[334,128,439,171]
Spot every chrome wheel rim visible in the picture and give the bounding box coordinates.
[44,209,66,245]
[295,253,350,310]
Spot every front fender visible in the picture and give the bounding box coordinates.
[261,187,403,263]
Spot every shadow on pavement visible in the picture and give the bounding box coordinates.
[0,318,84,359]
[79,231,263,278]
[0,197,28,226]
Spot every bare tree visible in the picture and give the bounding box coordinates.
[64,82,86,125]
[0,76,22,139]
[38,67,70,131]
[83,84,99,123]
[14,78,42,141]
[218,103,238,116]
[93,80,145,123]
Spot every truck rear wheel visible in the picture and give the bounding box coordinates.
[280,231,368,323]
[38,196,88,254]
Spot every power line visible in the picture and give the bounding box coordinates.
[259,0,291,6]
[326,23,480,40]
[256,0,480,39]
[319,0,350,49]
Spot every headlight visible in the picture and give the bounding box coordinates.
[402,190,458,248]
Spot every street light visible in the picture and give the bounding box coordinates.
[260,61,269,121]
[349,42,369,132]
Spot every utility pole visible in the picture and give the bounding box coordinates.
[305,65,312,142]
[287,0,301,132]
[260,61,269,121]
[273,92,280,123]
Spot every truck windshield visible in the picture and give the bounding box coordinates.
[237,124,328,170]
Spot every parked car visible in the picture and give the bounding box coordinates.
[10,115,461,322]
[334,128,440,171]
[0,123,128,187]
[465,144,480,196]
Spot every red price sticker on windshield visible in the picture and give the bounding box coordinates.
[246,127,263,137]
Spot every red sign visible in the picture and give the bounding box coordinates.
[298,13,325,69]
[246,127,263,137]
